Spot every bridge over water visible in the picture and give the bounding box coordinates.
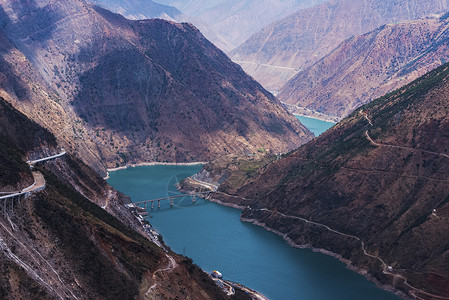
[131,191,211,210]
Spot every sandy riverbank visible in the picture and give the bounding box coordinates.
[104,161,207,180]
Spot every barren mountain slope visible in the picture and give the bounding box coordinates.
[231,0,449,91]
[280,14,449,119]
[0,0,311,176]
[202,64,449,299]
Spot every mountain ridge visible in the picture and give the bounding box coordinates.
[0,0,311,176]
[279,14,449,119]
[231,0,449,91]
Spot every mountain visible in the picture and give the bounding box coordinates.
[152,0,326,52]
[279,14,449,119]
[0,97,247,299]
[0,0,312,176]
[230,0,449,92]
[195,64,449,298]
[91,0,183,21]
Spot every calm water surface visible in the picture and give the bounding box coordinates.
[107,165,399,300]
[295,115,335,136]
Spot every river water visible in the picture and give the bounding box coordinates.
[295,115,335,136]
[107,165,399,300]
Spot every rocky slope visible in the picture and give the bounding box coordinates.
[231,0,449,92]
[0,96,251,299]
[279,14,449,119]
[196,64,449,299]
[0,0,311,176]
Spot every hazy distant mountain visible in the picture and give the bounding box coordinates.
[88,0,234,51]
[91,0,183,20]
[279,14,449,119]
[231,0,449,92]
[0,0,311,175]
[153,0,326,52]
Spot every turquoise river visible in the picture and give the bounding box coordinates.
[107,117,399,299]
[295,115,335,136]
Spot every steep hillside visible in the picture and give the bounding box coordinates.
[153,0,326,52]
[0,96,249,299]
[0,0,311,176]
[199,64,449,299]
[280,14,449,119]
[231,0,449,92]
[0,99,56,191]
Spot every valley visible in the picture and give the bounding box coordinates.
[1,0,449,299]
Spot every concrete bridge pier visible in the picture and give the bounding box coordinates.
[192,195,196,204]
[170,197,174,207]
[151,201,154,209]
[158,200,161,208]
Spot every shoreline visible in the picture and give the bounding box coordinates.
[240,217,409,299]
[104,161,207,179]
[206,195,248,210]
[281,101,340,123]
[293,113,338,124]
[204,195,408,299]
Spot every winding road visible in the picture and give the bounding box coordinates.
[189,175,219,191]
[361,113,449,299]
[0,150,66,200]
[366,130,449,159]
[145,254,177,297]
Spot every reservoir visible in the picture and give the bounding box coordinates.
[295,115,335,136]
[107,165,399,300]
